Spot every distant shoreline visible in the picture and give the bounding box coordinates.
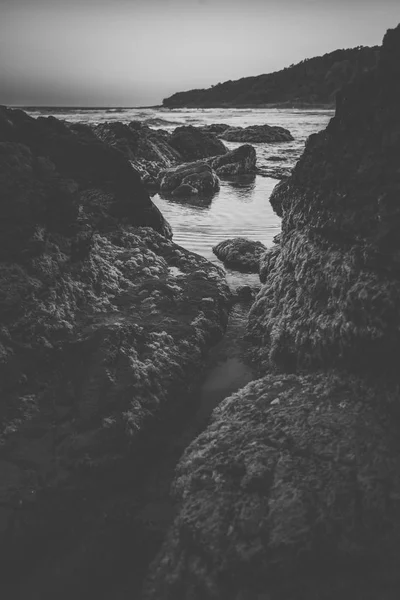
[14,103,335,111]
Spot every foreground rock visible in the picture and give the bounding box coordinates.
[143,23,400,600]
[160,162,220,196]
[213,237,266,272]
[0,106,231,585]
[207,144,257,175]
[144,374,400,600]
[220,124,294,143]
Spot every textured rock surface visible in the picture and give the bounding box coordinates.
[0,107,232,581]
[143,23,400,600]
[221,124,294,143]
[171,183,199,197]
[92,122,228,189]
[213,238,267,273]
[93,121,181,185]
[207,144,257,176]
[248,23,400,375]
[160,162,220,195]
[169,125,227,161]
[143,374,400,600]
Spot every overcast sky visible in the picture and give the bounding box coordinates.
[1,0,399,107]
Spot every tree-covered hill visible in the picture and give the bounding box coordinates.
[163,45,380,108]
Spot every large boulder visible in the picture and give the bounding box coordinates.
[160,162,220,195]
[207,144,257,175]
[169,125,227,161]
[213,237,267,272]
[0,107,172,259]
[93,121,180,167]
[143,374,400,600]
[92,121,182,186]
[0,106,232,590]
[248,22,400,375]
[220,124,294,143]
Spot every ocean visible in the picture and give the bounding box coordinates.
[26,106,334,286]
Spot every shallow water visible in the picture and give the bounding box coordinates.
[153,174,280,287]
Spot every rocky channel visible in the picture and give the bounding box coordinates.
[1,21,400,600]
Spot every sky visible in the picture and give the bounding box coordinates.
[1,0,399,107]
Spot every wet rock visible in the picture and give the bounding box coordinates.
[160,162,220,196]
[199,123,230,135]
[220,124,294,143]
[213,237,267,273]
[171,183,199,197]
[92,121,182,188]
[207,144,257,175]
[143,374,400,600]
[169,125,227,161]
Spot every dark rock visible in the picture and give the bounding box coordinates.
[213,237,266,272]
[160,162,220,195]
[92,121,181,188]
[0,106,232,584]
[199,123,230,135]
[249,22,400,375]
[169,125,227,161]
[207,144,257,175]
[234,285,260,302]
[143,374,400,600]
[259,244,280,283]
[0,107,172,259]
[220,124,294,143]
[171,183,199,197]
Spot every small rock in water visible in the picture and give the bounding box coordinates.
[213,237,266,273]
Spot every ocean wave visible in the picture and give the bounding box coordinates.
[144,117,182,127]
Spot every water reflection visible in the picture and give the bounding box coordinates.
[158,191,214,210]
[152,175,281,279]
[223,174,256,201]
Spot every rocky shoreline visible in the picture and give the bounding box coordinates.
[143,22,400,600]
[1,21,400,600]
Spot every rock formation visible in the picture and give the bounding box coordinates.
[0,106,232,582]
[220,124,293,143]
[93,121,181,186]
[92,122,228,189]
[207,144,257,176]
[213,238,267,272]
[160,162,220,196]
[143,23,400,600]
[169,125,227,161]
